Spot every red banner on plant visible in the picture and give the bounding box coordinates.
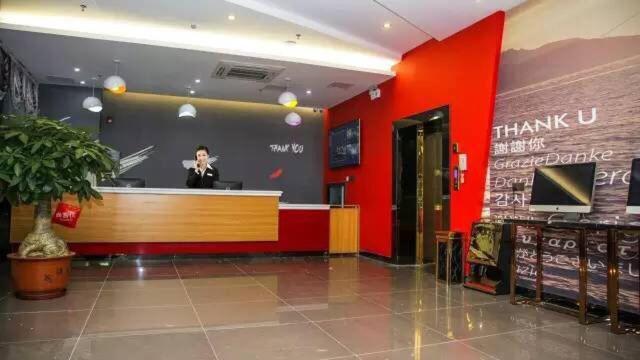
[52,203,81,228]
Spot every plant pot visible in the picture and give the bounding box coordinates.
[7,252,75,300]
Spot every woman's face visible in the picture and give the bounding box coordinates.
[196,150,209,164]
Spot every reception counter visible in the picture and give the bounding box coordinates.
[11,187,282,244]
[9,187,339,256]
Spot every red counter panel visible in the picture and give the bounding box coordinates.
[59,209,330,256]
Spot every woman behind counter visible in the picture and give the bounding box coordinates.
[186,145,219,188]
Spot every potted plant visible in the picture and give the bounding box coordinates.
[0,115,113,299]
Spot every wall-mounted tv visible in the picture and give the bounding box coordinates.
[529,162,597,213]
[329,119,360,168]
[627,158,640,215]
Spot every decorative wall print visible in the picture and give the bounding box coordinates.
[269,168,283,180]
[10,61,24,108]
[0,48,10,101]
[486,0,640,314]
[118,146,155,175]
[24,76,38,115]
[6,54,38,115]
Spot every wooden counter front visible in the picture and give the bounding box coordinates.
[11,190,280,243]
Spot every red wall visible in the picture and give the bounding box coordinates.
[58,209,329,255]
[325,12,505,258]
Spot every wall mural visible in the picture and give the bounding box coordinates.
[484,0,640,314]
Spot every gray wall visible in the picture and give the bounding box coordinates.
[99,92,324,204]
[38,84,101,138]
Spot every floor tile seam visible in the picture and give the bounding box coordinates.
[351,338,459,357]
[0,336,79,346]
[1,308,95,315]
[172,258,221,360]
[359,292,467,311]
[458,341,501,360]
[276,287,363,300]
[97,287,195,294]
[459,322,629,359]
[80,326,206,339]
[393,310,455,340]
[66,260,115,360]
[352,287,442,296]
[201,318,312,332]
[533,321,631,358]
[456,322,563,343]
[182,283,262,290]
[393,303,562,338]
[88,304,194,311]
[230,262,362,359]
[312,312,411,324]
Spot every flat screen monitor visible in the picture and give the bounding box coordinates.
[329,120,360,168]
[213,181,243,190]
[529,162,596,213]
[113,178,145,188]
[627,158,640,214]
[327,183,345,206]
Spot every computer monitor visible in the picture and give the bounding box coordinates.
[529,162,597,213]
[327,183,345,206]
[113,178,146,188]
[627,158,640,215]
[213,181,243,190]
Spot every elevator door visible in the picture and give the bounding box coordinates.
[392,125,418,264]
[423,132,443,263]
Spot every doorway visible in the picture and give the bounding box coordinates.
[392,106,450,265]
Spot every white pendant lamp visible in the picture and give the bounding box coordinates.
[82,77,103,113]
[284,112,302,126]
[178,103,197,118]
[178,86,197,118]
[278,78,297,108]
[278,91,298,108]
[104,60,127,94]
[82,96,103,112]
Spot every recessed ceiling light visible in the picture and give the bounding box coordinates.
[195,79,201,83]
[306,89,312,95]
[74,67,81,72]
[80,80,86,84]
[383,22,391,29]
[190,90,195,95]
[228,14,236,21]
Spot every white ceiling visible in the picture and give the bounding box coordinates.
[0,0,526,107]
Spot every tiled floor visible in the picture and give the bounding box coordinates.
[0,255,638,360]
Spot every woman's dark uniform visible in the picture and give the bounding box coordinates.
[186,165,219,188]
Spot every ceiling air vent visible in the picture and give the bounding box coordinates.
[327,82,354,90]
[259,84,287,93]
[212,61,284,83]
[45,75,76,85]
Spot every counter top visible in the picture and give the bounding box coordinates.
[95,187,282,197]
[278,204,330,210]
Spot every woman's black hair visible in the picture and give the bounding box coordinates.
[194,145,209,160]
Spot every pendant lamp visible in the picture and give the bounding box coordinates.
[284,112,302,126]
[82,77,103,112]
[178,87,197,118]
[104,60,127,94]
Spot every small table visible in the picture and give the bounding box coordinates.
[506,219,639,333]
[435,231,463,285]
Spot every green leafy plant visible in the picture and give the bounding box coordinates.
[0,115,114,257]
